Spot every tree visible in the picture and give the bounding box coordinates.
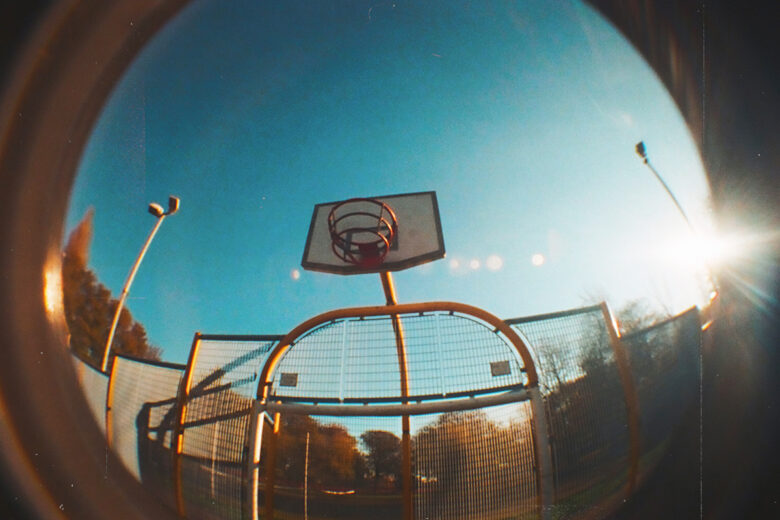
[62,209,162,368]
[275,414,361,489]
[360,430,401,492]
[616,299,671,335]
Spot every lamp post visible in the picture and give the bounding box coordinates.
[100,196,180,372]
[635,141,695,231]
[635,141,719,298]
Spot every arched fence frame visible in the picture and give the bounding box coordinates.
[70,301,702,520]
[250,301,553,520]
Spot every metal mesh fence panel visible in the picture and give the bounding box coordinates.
[622,308,700,481]
[180,336,281,520]
[65,302,703,519]
[272,318,401,401]
[110,355,183,508]
[411,402,538,520]
[404,313,528,397]
[70,353,108,434]
[271,312,529,402]
[261,308,538,519]
[260,414,404,520]
[508,306,630,518]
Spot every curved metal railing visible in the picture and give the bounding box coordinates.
[72,302,702,520]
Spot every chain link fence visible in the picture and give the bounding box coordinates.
[70,354,108,434]
[622,308,701,483]
[109,354,184,509]
[176,336,282,520]
[508,305,632,518]
[70,302,701,520]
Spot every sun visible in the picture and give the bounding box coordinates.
[660,232,745,272]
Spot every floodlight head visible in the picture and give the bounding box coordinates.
[635,141,647,160]
[167,195,180,215]
[148,202,165,218]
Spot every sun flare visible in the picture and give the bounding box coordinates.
[659,232,747,272]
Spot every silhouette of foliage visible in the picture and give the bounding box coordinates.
[275,414,361,489]
[360,430,401,492]
[616,299,671,335]
[62,209,161,368]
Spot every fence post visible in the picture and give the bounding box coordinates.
[600,302,640,498]
[528,386,554,520]
[172,332,203,518]
[264,412,280,520]
[105,356,120,448]
[244,401,263,520]
[498,320,553,518]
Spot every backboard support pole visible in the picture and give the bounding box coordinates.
[379,271,413,520]
[379,271,398,306]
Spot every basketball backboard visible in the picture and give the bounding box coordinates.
[301,191,445,275]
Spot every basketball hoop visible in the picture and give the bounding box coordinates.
[328,198,398,269]
[302,191,443,275]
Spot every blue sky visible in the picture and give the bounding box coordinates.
[66,0,713,364]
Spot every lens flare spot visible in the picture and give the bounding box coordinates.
[469,259,480,270]
[449,259,460,270]
[486,255,503,271]
[291,269,301,281]
[531,253,545,267]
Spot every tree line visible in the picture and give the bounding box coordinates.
[62,208,161,368]
[268,409,534,502]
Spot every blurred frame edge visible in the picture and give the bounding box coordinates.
[0,0,778,519]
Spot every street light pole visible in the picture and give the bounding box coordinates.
[635,141,719,298]
[635,141,695,232]
[100,196,180,372]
